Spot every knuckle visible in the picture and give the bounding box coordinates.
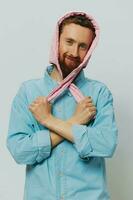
[87,108,90,113]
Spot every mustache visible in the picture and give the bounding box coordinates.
[64,53,81,62]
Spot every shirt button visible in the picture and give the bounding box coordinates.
[58,172,63,177]
[57,107,62,112]
[60,195,64,200]
[61,150,65,155]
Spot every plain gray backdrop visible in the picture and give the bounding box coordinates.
[0,0,132,199]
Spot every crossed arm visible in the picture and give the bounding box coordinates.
[7,87,118,165]
[29,96,96,148]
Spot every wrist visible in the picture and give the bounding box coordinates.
[67,117,78,125]
[41,114,54,127]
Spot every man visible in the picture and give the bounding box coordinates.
[7,11,118,200]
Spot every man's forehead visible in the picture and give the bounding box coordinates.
[61,23,93,35]
[60,23,94,43]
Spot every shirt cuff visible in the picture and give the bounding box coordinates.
[71,124,92,160]
[33,129,51,163]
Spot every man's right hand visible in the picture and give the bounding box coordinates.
[70,96,96,125]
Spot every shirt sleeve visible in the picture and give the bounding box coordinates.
[71,86,118,160]
[7,83,52,165]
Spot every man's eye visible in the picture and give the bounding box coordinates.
[80,44,88,50]
[66,40,73,45]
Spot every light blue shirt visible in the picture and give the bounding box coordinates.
[7,65,118,200]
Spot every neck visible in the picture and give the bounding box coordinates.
[50,65,63,82]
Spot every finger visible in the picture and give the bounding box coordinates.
[91,111,96,117]
[32,100,40,105]
[90,112,96,120]
[36,97,44,102]
[33,99,40,104]
[43,97,48,103]
[85,106,96,113]
[49,101,52,106]
[35,96,45,102]
[85,102,94,107]
[79,98,91,105]
[29,102,39,110]
[89,107,96,112]
[35,96,42,100]
[85,96,92,100]
[29,105,34,111]
[85,97,93,103]
[31,101,39,106]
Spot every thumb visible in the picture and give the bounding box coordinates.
[43,97,47,103]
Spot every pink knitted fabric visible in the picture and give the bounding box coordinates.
[47,11,99,103]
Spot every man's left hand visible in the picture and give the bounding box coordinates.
[29,96,52,125]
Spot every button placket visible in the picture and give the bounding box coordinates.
[58,106,62,112]
[60,195,64,200]
[61,149,65,155]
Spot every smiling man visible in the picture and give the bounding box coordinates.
[7,12,118,200]
[58,22,95,77]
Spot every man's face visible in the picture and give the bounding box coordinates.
[59,23,94,77]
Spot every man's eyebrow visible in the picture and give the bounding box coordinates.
[65,37,75,42]
[65,38,88,45]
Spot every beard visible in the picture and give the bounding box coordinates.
[59,53,81,78]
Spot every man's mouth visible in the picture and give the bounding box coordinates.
[66,56,80,63]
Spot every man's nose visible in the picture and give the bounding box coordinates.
[71,45,79,57]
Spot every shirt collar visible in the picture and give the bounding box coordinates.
[73,68,86,88]
[44,65,59,89]
[44,65,86,89]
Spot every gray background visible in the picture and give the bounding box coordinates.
[0,0,132,199]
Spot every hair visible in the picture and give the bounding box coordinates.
[59,14,96,37]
